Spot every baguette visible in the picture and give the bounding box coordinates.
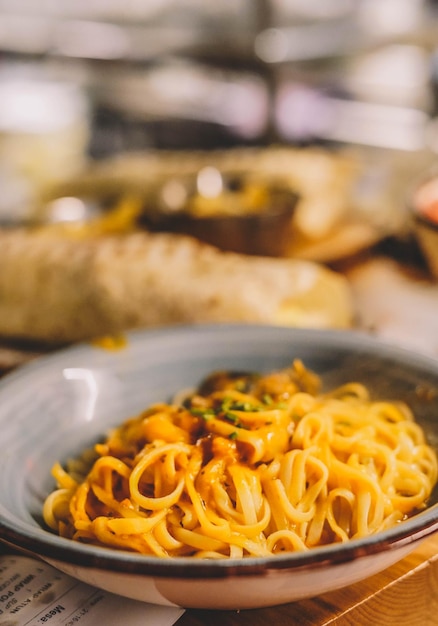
[0,228,353,344]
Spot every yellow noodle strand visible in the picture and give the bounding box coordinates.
[43,360,438,558]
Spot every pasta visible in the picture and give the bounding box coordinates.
[43,360,438,558]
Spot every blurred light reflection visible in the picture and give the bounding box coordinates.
[63,368,99,422]
[197,167,223,198]
[54,20,130,60]
[359,0,424,37]
[276,85,429,150]
[45,196,94,223]
[270,0,355,21]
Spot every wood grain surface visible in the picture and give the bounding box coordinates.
[178,533,438,626]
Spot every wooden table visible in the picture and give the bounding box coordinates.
[178,533,438,625]
[1,246,438,626]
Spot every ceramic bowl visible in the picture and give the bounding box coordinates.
[43,172,299,258]
[1,325,438,610]
[140,193,298,257]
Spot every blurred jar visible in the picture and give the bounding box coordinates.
[0,74,89,223]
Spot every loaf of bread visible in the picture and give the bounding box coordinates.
[0,228,354,344]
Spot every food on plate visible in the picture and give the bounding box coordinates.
[43,360,438,558]
[74,146,358,241]
[0,227,353,344]
[138,172,299,257]
[43,145,393,262]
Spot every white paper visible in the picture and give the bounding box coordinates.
[0,554,184,626]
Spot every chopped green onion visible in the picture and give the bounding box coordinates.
[190,408,216,420]
[220,398,233,412]
[275,402,289,410]
[224,412,240,425]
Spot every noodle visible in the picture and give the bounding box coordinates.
[43,360,438,558]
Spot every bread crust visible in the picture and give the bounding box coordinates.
[0,228,353,344]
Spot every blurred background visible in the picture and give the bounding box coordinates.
[0,0,437,219]
[1,0,438,366]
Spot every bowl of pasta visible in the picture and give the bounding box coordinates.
[0,324,438,610]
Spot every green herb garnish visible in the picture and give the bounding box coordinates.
[190,408,216,420]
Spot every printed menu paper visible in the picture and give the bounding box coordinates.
[0,554,184,626]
